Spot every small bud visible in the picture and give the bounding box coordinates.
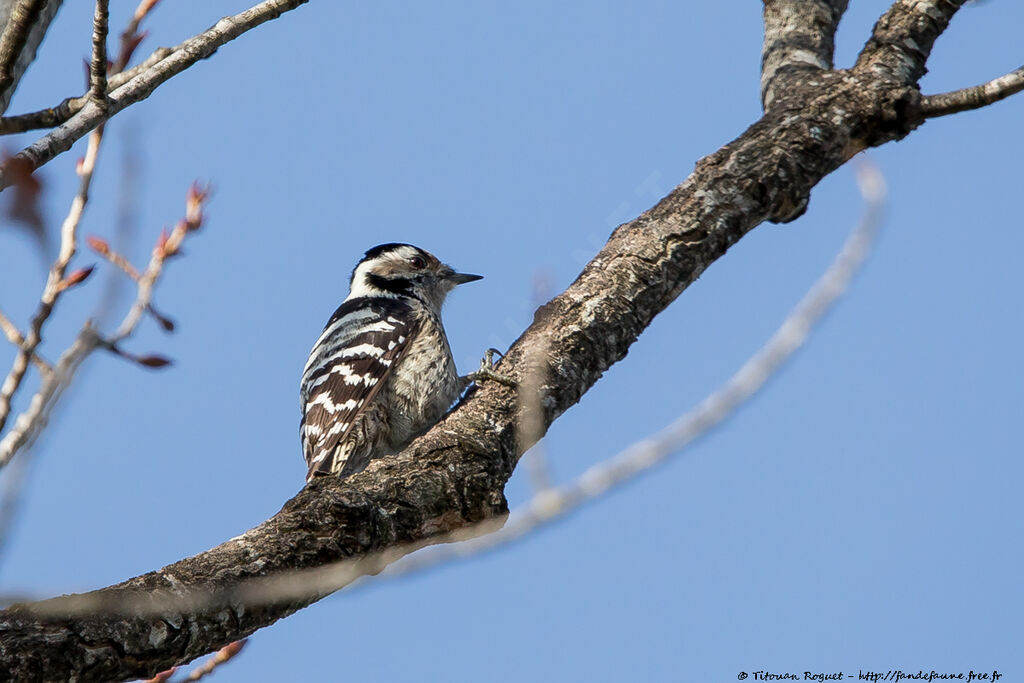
[118,31,147,68]
[75,157,85,175]
[185,181,211,230]
[155,227,177,257]
[86,235,110,255]
[135,354,172,369]
[215,639,247,662]
[59,265,95,290]
[146,666,176,683]
[148,305,176,332]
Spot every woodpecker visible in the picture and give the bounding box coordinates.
[300,243,505,482]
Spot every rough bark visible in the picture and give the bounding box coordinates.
[761,0,848,110]
[1,1,1012,681]
[0,0,63,113]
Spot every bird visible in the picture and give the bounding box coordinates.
[299,243,506,482]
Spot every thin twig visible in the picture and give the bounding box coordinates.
[178,641,246,682]
[0,0,165,136]
[0,326,99,468]
[0,0,121,435]
[0,0,310,190]
[0,309,21,349]
[920,65,1024,118]
[110,183,207,343]
[87,236,141,281]
[0,0,172,466]
[0,128,103,437]
[0,0,169,571]
[0,186,209,467]
[119,0,162,72]
[0,309,49,373]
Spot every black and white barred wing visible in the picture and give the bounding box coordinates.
[300,298,418,481]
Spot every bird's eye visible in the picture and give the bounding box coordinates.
[408,256,426,269]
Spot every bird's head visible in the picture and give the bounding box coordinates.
[348,243,482,311]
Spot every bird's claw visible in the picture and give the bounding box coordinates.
[467,348,516,387]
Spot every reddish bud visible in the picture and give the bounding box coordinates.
[59,265,95,290]
[216,639,247,662]
[86,235,110,255]
[146,666,177,683]
[154,227,176,257]
[135,354,172,369]
[3,154,45,241]
[118,31,148,68]
[185,181,211,230]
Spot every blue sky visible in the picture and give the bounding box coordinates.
[0,1,1021,681]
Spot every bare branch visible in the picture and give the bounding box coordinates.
[0,309,49,373]
[0,32,931,680]
[856,0,966,84]
[0,3,1012,680]
[0,48,172,136]
[0,309,21,349]
[116,0,161,72]
[920,64,1024,118]
[0,0,171,475]
[0,151,885,621]
[0,186,209,467]
[0,326,98,467]
[87,235,141,281]
[0,128,103,438]
[761,0,848,110]
[0,149,886,649]
[89,0,109,111]
[0,0,310,192]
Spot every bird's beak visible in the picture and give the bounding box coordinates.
[448,272,483,285]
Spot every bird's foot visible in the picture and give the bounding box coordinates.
[465,348,516,388]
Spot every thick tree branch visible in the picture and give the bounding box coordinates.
[0,0,42,96]
[856,0,964,84]
[0,0,62,113]
[761,0,848,110]
[0,63,931,683]
[0,2,1014,681]
[921,64,1024,118]
[0,0,310,192]
[382,160,887,580]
